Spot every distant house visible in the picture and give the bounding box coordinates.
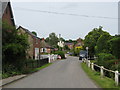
[2,1,15,26]
[65,42,74,50]
[17,26,41,60]
[75,38,84,48]
[40,38,53,54]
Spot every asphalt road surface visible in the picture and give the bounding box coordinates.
[3,56,99,88]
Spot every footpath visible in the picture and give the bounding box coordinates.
[0,75,26,87]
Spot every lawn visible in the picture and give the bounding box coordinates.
[81,62,120,89]
[29,63,52,73]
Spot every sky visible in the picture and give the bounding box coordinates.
[11,1,118,40]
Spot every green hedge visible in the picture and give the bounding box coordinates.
[54,51,65,59]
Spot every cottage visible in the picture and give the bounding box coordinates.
[2,1,15,26]
[40,38,53,54]
[17,26,41,60]
[75,38,84,48]
[65,42,74,50]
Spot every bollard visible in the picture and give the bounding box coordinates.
[115,71,119,86]
[91,63,94,71]
[48,55,51,63]
[100,66,104,78]
[88,60,91,67]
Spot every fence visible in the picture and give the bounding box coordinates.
[25,58,49,69]
[82,58,120,86]
[48,54,58,63]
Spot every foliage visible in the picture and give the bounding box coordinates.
[74,46,83,56]
[108,36,120,59]
[54,51,65,59]
[96,53,116,72]
[95,32,112,54]
[64,45,70,50]
[2,21,29,73]
[84,26,108,57]
[45,32,59,48]
[32,31,37,36]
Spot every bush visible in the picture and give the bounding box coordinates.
[95,53,118,79]
[54,51,65,59]
[96,53,116,67]
[96,53,115,66]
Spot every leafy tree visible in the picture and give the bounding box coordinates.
[108,36,120,59]
[2,21,29,72]
[95,32,112,54]
[84,26,108,57]
[74,46,83,56]
[64,45,70,50]
[32,31,37,36]
[45,32,59,48]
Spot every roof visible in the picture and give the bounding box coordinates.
[1,1,15,26]
[65,42,74,45]
[17,26,40,39]
[40,39,51,48]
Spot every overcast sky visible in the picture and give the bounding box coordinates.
[11,1,118,40]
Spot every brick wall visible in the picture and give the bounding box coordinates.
[2,2,15,26]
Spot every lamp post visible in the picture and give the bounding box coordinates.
[86,47,89,60]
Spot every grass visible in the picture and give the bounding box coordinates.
[29,63,52,73]
[90,60,97,63]
[81,62,120,89]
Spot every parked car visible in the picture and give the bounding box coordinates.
[69,52,73,56]
[79,50,87,60]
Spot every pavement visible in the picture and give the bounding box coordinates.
[2,56,99,88]
[0,75,27,87]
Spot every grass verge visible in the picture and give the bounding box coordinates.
[81,62,120,89]
[28,63,52,73]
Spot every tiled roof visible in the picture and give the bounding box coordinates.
[65,43,74,45]
[1,0,9,16]
[17,26,40,39]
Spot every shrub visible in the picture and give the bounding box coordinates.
[95,53,116,71]
[54,51,65,59]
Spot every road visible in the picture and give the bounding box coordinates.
[3,56,98,88]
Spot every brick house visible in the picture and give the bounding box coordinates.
[17,26,41,60]
[2,1,15,26]
[75,38,84,48]
[64,43,74,50]
[40,38,53,54]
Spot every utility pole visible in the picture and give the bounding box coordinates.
[59,34,61,50]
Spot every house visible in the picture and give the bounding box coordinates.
[64,42,74,50]
[17,26,41,60]
[2,1,15,26]
[75,38,84,48]
[40,38,53,54]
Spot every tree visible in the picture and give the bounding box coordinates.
[45,32,59,48]
[32,31,37,36]
[95,32,112,54]
[64,45,70,50]
[108,36,120,59]
[84,26,108,57]
[2,21,29,72]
